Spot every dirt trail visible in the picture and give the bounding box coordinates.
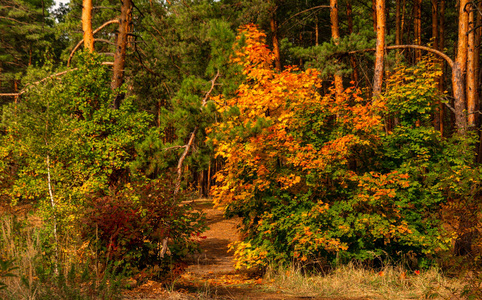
[184,199,240,278]
[125,199,361,300]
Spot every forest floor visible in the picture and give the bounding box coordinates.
[123,199,365,300]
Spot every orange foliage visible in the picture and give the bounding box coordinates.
[210,24,382,208]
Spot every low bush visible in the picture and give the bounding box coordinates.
[82,179,207,277]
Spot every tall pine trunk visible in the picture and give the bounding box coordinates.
[413,0,422,61]
[111,0,132,109]
[373,0,386,98]
[452,0,468,135]
[432,0,442,131]
[82,0,94,52]
[346,1,359,84]
[330,0,344,99]
[438,0,446,134]
[467,3,478,128]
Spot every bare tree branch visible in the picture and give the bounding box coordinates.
[68,19,120,66]
[348,45,454,68]
[0,62,114,97]
[280,5,330,28]
[163,145,187,151]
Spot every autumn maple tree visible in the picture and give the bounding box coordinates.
[209,25,468,269]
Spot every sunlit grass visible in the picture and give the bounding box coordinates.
[263,262,469,299]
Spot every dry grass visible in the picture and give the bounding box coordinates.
[263,263,469,299]
[0,214,44,299]
[0,213,124,300]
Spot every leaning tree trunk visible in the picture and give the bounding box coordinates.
[111,0,132,109]
[373,0,386,99]
[82,0,94,52]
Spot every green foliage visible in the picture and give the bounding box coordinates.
[291,32,375,78]
[1,53,151,213]
[382,56,443,126]
[0,0,64,103]
[131,10,239,180]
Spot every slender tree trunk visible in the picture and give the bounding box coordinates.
[346,0,359,84]
[453,0,469,135]
[315,17,319,46]
[46,154,59,275]
[401,0,406,44]
[111,0,132,109]
[453,0,476,255]
[431,0,438,49]
[372,0,377,32]
[14,80,18,104]
[432,0,442,131]
[413,0,422,60]
[347,1,354,34]
[396,0,401,46]
[207,162,211,195]
[385,0,390,36]
[438,0,446,134]
[475,2,482,133]
[467,3,477,128]
[270,15,282,71]
[395,0,402,63]
[472,1,482,163]
[373,0,386,99]
[82,0,94,52]
[331,0,344,99]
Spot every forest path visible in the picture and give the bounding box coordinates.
[125,199,361,300]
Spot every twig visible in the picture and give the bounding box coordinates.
[163,145,187,151]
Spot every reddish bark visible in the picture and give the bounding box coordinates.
[330,0,344,99]
[467,4,477,128]
[373,0,386,99]
[346,1,359,84]
[453,0,469,134]
[413,0,422,60]
[82,0,94,52]
[111,0,132,109]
